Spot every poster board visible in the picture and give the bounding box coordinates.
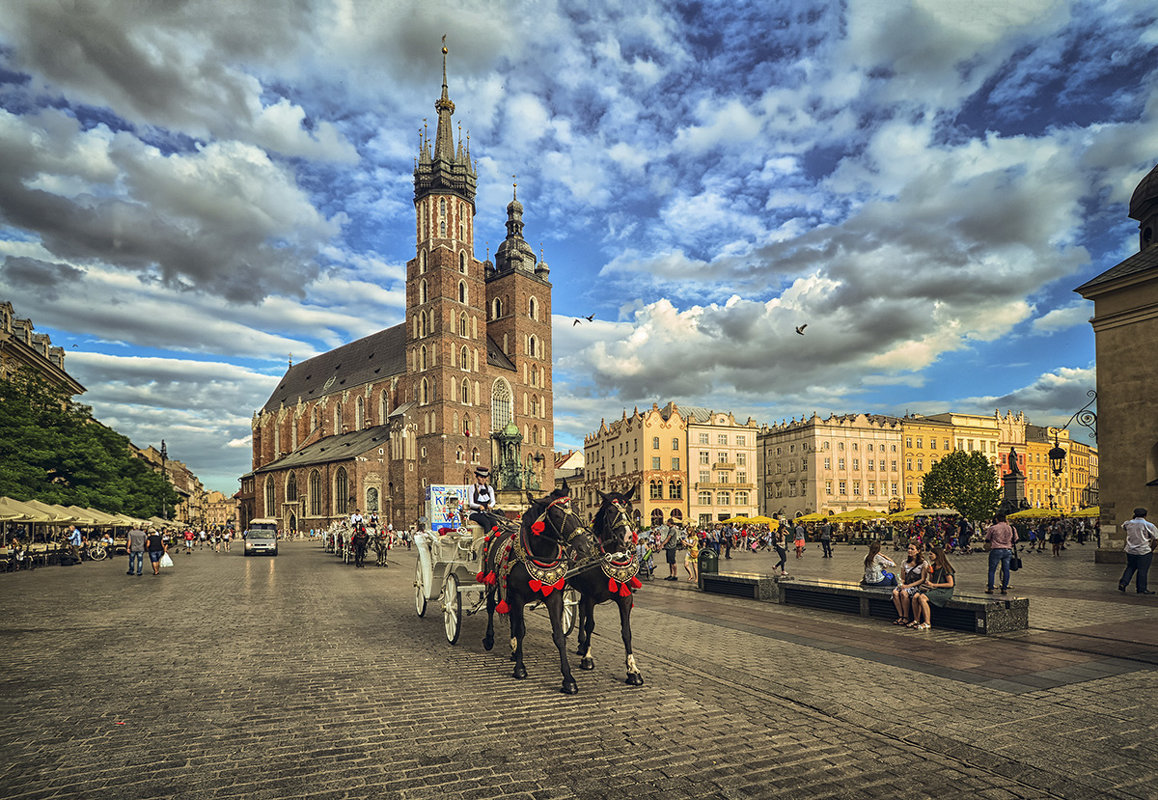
[425,485,469,531]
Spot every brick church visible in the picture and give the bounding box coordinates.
[240,46,554,532]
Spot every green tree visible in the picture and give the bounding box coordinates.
[0,369,179,517]
[919,450,1001,524]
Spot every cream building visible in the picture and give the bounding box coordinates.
[758,413,903,518]
[0,300,84,396]
[686,408,760,526]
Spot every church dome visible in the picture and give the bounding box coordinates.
[1129,163,1158,220]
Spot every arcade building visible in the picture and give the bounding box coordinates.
[239,48,554,532]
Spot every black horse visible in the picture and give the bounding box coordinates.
[568,487,644,686]
[479,482,594,694]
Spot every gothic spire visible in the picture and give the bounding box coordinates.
[433,36,456,162]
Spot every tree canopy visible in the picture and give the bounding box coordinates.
[0,369,179,518]
[919,450,1001,523]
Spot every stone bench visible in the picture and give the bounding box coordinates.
[776,578,1028,635]
[700,571,778,601]
[699,572,1028,635]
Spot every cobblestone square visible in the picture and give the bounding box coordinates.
[1,540,1154,799]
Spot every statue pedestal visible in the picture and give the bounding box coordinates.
[495,489,530,520]
[998,473,1026,516]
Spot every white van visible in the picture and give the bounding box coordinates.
[243,518,279,556]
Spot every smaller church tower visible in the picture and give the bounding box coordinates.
[1130,163,1158,251]
[486,183,554,489]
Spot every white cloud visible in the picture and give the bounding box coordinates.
[1032,300,1093,332]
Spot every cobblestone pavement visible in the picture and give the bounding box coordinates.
[1,540,1155,800]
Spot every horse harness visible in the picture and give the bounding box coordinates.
[478,497,587,605]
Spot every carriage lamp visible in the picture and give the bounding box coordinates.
[1048,435,1067,477]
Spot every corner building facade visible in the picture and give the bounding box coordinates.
[243,51,553,532]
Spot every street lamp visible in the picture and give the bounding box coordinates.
[1048,390,1098,477]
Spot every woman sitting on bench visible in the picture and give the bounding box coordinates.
[910,546,955,631]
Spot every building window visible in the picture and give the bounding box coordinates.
[699,451,710,465]
[699,471,710,484]
[264,477,275,516]
[852,459,859,470]
[458,281,467,304]
[652,457,661,469]
[459,251,467,273]
[717,491,731,506]
[528,296,538,320]
[335,468,349,515]
[650,481,662,500]
[286,473,297,502]
[309,470,322,515]
[672,457,680,470]
[737,471,746,484]
[838,458,845,470]
[718,434,727,446]
[669,481,682,499]
[672,437,679,450]
[824,457,831,469]
[652,437,660,450]
[839,481,846,495]
[853,481,861,495]
[356,396,365,429]
[419,279,427,304]
[825,481,832,495]
[491,297,502,319]
[699,433,709,444]
[365,487,379,513]
[698,490,712,505]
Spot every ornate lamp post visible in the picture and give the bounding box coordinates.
[1048,390,1098,477]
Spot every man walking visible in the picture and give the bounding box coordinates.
[126,526,146,576]
[658,520,678,581]
[67,525,84,563]
[819,522,833,558]
[984,512,1018,594]
[1119,508,1157,595]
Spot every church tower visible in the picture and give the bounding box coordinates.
[407,41,488,487]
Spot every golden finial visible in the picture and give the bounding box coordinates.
[512,174,517,199]
[442,33,447,55]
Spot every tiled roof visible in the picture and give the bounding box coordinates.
[254,425,391,473]
[1074,245,1158,296]
[486,334,516,371]
[261,325,406,413]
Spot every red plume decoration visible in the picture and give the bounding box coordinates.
[496,599,510,614]
[618,583,632,597]
[608,577,619,593]
[629,576,643,590]
[528,579,542,592]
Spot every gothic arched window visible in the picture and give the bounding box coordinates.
[419,279,427,304]
[265,477,276,516]
[420,378,429,405]
[459,251,467,273]
[461,345,469,371]
[356,396,365,429]
[459,312,468,337]
[334,468,349,515]
[491,297,502,320]
[459,281,467,304]
[309,470,322,515]
[491,378,512,431]
[286,473,297,502]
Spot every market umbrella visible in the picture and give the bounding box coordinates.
[64,506,103,525]
[1009,508,1065,520]
[748,515,777,524]
[912,508,959,517]
[794,512,828,523]
[21,499,78,524]
[1072,506,1099,518]
[829,508,885,522]
[887,508,921,521]
[0,497,37,521]
[721,516,750,524]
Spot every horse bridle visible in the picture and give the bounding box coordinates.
[599,499,636,556]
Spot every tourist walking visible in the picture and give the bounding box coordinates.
[659,520,678,581]
[683,529,699,582]
[145,528,167,576]
[984,512,1018,594]
[819,522,833,557]
[67,525,84,563]
[794,521,806,558]
[1118,507,1157,595]
[126,526,146,576]
[772,524,789,577]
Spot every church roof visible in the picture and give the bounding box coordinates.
[1129,163,1158,219]
[1074,245,1158,296]
[485,334,516,372]
[254,425,391,474]
[261,324,406,413]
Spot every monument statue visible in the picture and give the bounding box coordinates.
[1007,447,1022,475]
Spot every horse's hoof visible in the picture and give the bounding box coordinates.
[580,658,595,671]
[482,637,494,651]
[512,665,527,680]
[625,673,644,686]
[561,679,578,695]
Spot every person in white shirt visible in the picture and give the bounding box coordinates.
[1118,507,1157,595]
[349,509,364,529]
[466,468,497,552]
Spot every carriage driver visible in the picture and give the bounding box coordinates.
[466,467,499,555]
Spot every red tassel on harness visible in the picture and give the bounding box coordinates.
[531,520,545,535]
[618,583,632,597]
[554,578,565,591]
[476,571,485,583]
[629,576,642,589]
[529,579,542,592]
[540,584,554,597]
[608,577,619,593]
[496,599,509,614]
[484,571,496,586]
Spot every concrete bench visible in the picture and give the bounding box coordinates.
[776,578,1028,635]
[700,571,778,601]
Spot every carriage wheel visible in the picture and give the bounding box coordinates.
[443,574,462,645]
[87,545,108,562]
[562,587,579,636]
[414,562,428,617]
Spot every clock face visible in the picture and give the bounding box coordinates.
[323,376,336,391]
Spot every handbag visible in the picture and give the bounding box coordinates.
[1010,545,1022,572]
[159,552,174,569]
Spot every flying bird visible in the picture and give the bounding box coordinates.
[795,324,807,335]
[573,314,596,326]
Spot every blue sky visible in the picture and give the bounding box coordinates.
[1,0,1154,494]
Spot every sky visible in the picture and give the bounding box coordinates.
[1,0,1155,495]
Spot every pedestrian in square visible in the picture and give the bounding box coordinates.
[145,528,167,575]
[984,512,1018,595]
[126,526,146,576]
[1118,508,1156,595]
[658,520,678,581]
[67,525,84,564]
[819,522,833,558]
[793,521,806,558]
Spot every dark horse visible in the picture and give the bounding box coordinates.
[568,486,644,686]
[479,482,594,694]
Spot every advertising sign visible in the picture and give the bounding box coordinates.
[425,484,469,531]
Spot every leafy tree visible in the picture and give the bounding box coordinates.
[0,369,179,518]
[919,450,1000,524]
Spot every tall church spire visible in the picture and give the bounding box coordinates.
[414,35,476,206]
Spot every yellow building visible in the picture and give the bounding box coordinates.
[686,408,759,526]
[583,402,688,528]
[898,416,956,509]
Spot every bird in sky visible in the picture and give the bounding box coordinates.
[795,324,807,335]
[573,314,596,325]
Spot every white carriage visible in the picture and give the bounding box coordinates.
[412,495,578,644]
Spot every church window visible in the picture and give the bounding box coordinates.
[528,335,537,358]
[456,446,464,463]
[334,403,342,435]
[471,447,479,464]
[356,396,365,430]
[420,378,429,405]
[308,470,322,516]
[334,468,349,515]
[420,345,427,371]
[462,380,471,405]
[460,251,467,273]
[502,333,508,353]
[265,477,275,516]
[461,345,469,371]
[491,379,512,431]
[491,297,502,319]
[440,219,446,236]
[419,249,426,274]
[450,377,457,402]
[380,391,388,423]
[459,281,467,304]
[440,197,446,217]
[530,395,539,417]
[365,487,378,513]
[311,407,319,431]
[459,312,468,336]
[419,279,427,304]
[528,296,538,320]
